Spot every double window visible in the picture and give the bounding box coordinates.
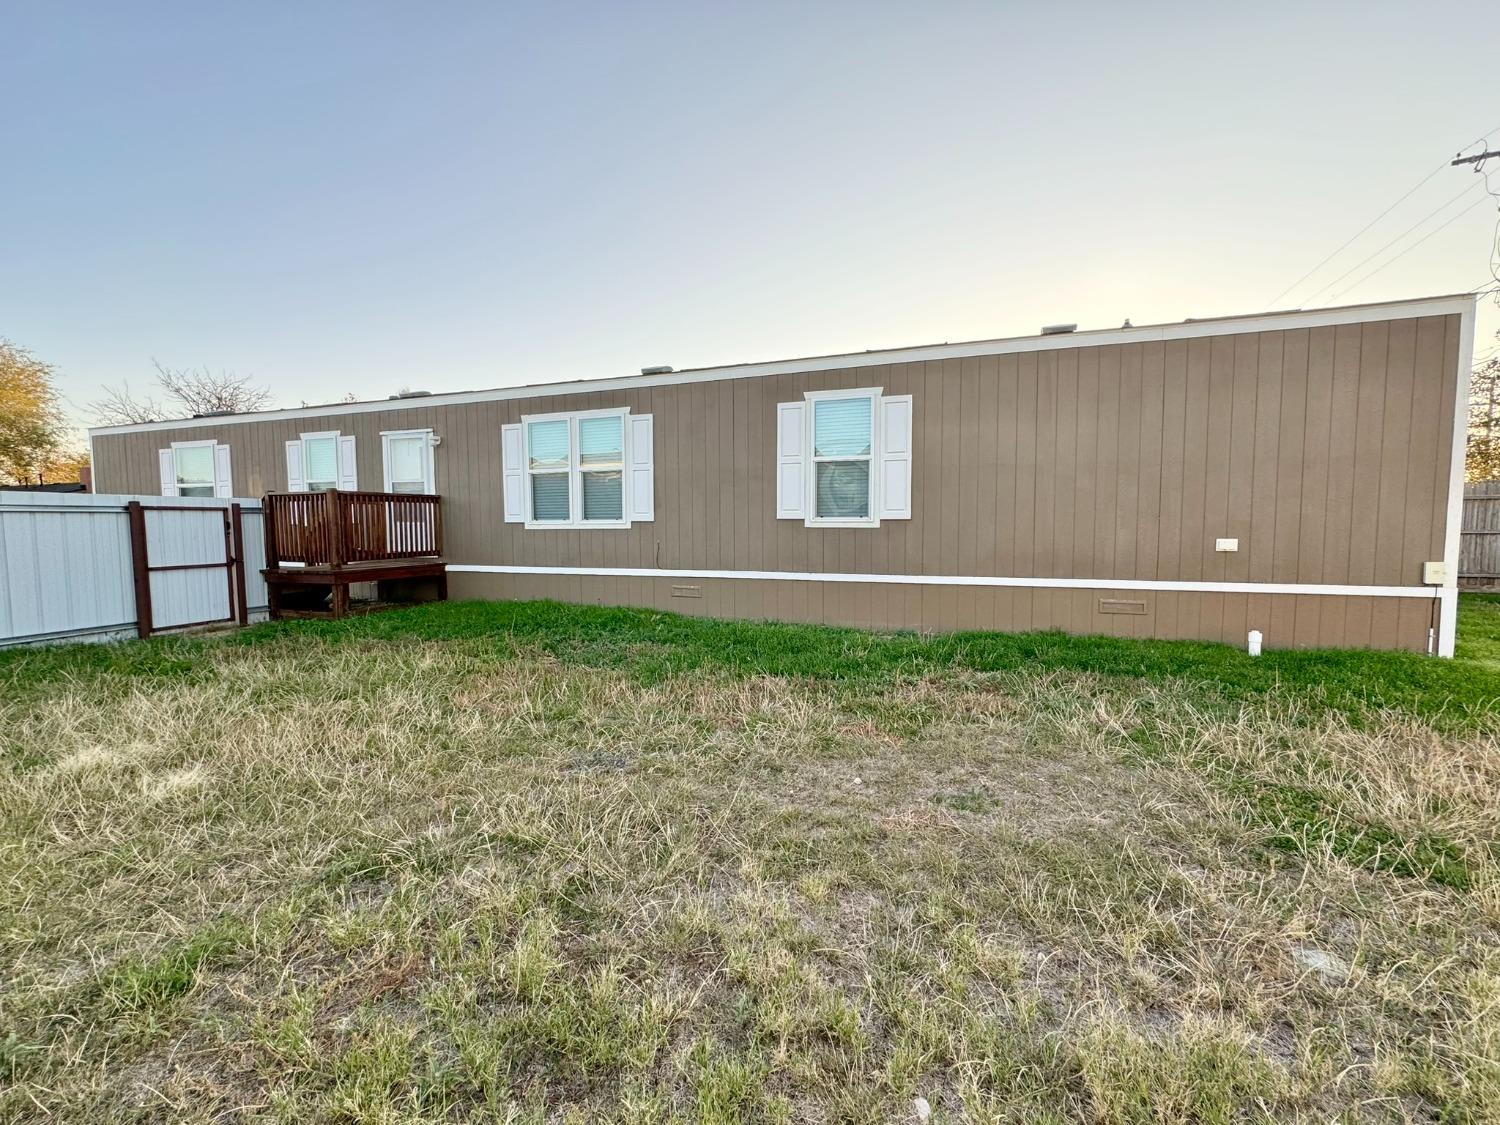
[501,408,654,528]
[526,410,627,526]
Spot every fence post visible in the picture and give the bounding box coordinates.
[126,500,153,639]
[230,503,250,627]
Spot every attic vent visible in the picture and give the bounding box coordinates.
[1041,323,1077,336]
[640,365,673,375]
[389,390,433,399]
[193,409,236,417]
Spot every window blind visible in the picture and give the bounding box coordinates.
[813,397,873,458]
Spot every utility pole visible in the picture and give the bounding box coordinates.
[1453,151,1500,167]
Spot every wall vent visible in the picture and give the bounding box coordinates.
[1098,598,1148,615]
[670,584,703,599]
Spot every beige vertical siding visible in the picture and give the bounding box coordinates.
[92,312,1463,650]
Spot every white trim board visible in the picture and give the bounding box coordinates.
[446,564,1437,600]
[1437,300,1477,658]
[88,294,1476,437]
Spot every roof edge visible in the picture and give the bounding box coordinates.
[89,293,1476,437]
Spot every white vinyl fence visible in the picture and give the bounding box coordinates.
[0,492,268,648]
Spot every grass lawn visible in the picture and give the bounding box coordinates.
[2,597,1498,1122]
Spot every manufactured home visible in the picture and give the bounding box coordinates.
[89,293,1475,655]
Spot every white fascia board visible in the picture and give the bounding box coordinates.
[1438,299,1478,657]
[88,294,1476,439]
[447,564,1437,599]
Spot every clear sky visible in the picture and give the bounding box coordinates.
[5,1,1498,434]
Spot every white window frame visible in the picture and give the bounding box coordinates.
[803,387,881,528]
[381,429,436,494]
[298,430,340,492]
[522,406,632,530]
[170,439,218,498]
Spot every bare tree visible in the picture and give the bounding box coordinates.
[90,361,272,424]
[88,381,166,425]
[1468,334,1500,481]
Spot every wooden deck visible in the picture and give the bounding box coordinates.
[262,490,446,619]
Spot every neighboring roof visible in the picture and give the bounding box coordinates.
[0,482,89,493]
[89,292,1476,437]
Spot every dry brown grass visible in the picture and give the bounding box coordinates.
[1,633,1498,1122]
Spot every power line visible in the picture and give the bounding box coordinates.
[1328,195,1490,301]
[1265,161,1451,307]
[1266,121,1500,308]
[1299,180,1485,306]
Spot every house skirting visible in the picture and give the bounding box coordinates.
[446,568,1440,653]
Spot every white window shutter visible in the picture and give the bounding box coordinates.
[337,434,358,490]
[776,401,807,520]
[158,449,178,497]
[627,413,654,522]
[285,440,306,492]
[213,444,233,497]
[501,423,525,523]
[877,394,913,520]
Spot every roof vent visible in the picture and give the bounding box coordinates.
[640,365,673,375]
[193,409,236,417]
[1040,323,1077,336]
[389,389,433,399]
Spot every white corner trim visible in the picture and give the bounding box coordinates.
[445,564,1437,599]
[1438,296,1478,657]
[87,294,1477,437]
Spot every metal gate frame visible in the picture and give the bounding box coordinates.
[126,500,251,638]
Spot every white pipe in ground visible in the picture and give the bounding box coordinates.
[1248,629,1263,657]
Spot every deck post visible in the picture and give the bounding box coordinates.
[262,495,280,570]
[324,488,343,570]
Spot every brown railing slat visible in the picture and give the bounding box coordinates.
[262,490,443,570]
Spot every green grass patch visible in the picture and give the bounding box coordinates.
[95,917,247,1017]
[227,595,1500,730]
[1239,779,1473,890]
[2,594,1498,1120]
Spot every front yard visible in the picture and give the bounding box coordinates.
[2,599,1499,1122]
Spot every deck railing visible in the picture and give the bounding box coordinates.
[264,490,443,569]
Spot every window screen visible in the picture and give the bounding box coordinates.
[175,445,215,498]
[813,397,873,458]
[387,435,428,494]
[811,396,873,519]
[304,436,337,491]
[528,419,571,521]
[579,416,624,521]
